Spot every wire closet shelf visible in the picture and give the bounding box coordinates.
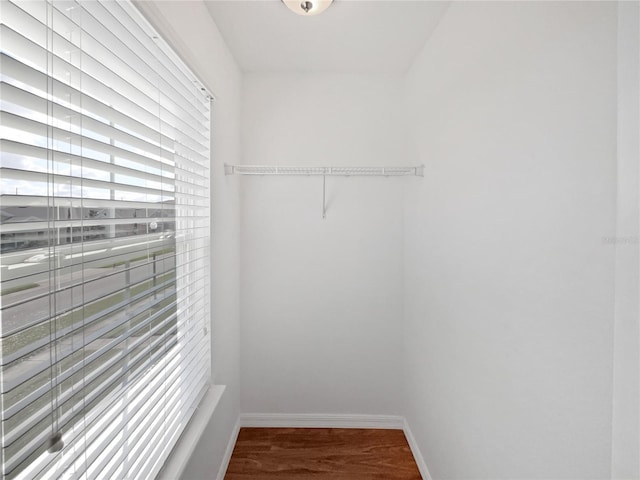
[224,163,424,219]
[224,164,425,177]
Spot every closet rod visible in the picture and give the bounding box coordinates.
[224,164,424,177]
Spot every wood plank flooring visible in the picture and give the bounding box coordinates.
[224,428,422,480]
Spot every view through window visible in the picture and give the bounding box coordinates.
[0,1,211,478]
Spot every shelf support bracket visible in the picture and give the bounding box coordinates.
[322,175,326,220]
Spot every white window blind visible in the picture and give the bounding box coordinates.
[0,1,211,478]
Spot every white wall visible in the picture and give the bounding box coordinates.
[240,74,410,415]
[133,2,243,478]
[403,2,619,479]
[612,2,640,478]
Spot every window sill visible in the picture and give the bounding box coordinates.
[157,384,226,480]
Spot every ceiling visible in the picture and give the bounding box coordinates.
[204,0,451,74]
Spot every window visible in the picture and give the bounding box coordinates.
[0,1,211,478]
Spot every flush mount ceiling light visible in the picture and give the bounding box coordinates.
[282,0,333,16]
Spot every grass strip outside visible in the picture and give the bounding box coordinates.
[0,284,39,297]
[98,248,176,269]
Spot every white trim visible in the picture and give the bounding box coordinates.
[216,417,241,480]
[157,384,226,480]
[239,413,405,429]
[403,418,432,480]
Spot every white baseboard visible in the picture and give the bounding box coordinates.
[403,418,432,480]
[239,413,405,429]
[216,416,241,480]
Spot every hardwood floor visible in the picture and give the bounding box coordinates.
[224,428,422,480]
